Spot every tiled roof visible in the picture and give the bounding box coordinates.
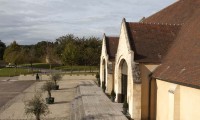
[146,0,200,88]
[143,0,195,24]
[126,22,181,63]
[105,36,119,60]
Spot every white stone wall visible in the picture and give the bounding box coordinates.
[114,19,141,120]
[100,35,117,94]
[156,79,200,120]
[100,35,108,87]
[106,73,113,94]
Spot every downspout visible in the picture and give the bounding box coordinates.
[149,77,157,120]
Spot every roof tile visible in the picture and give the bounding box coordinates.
[147,0,200,88]
[105,37,119,60]
[126,22,181,63]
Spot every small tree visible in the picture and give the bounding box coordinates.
[62,42,78,73]
[110,89,116,102]
[3,41,22,67]
[24,93,49,120]
[95,72,100,87]
[102,81,106,93]
[0,40,6,60]
[50,73,62,90]
[41,81,54,104]
[123,96,129,114]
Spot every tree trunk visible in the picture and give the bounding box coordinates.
[50,63,52,70]
[15,63,17,75]
[84,64,86,72]
[30,62,33,71]
[48,91,51,98]
[71,64,73,74]
[36,114,40,120]
[54,80,57,85]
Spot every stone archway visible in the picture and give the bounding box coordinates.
[117,59,128,103]
[101,59,106,90]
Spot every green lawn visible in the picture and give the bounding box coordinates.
[0,68,38,77]
[60,72,96,76]
[54,65,99,72]
[20,63,61,69]
[20,63,99,72]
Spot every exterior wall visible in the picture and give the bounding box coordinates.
[179,85,200,120]
[114,19,141,120]
[100,36,109,88]
[106,61,115,94]
[156,80,173,120]
[100,35,115,94]
[140,64,159,120]
[106,69,113,94]
[156,79,200,120]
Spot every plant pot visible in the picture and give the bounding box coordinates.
[103,88,106,93]
[52,85,59,90]
[97,78,100,87]
[46,97,54,104]
[123,107,128,114]
[111,96,115,102]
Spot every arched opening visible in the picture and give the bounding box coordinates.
[118,59,128,103]
[102,59,106,91]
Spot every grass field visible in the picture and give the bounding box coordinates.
[0,68,38,77]
[54,65,99,72]
[20,63,61,69]
[21,63,99,71]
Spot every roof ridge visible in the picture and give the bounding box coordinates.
[127,21,182,26]
[106,36,119,38]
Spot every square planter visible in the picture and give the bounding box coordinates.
[46,97,54,104]
[52,85,59,90]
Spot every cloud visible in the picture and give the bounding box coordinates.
[0,0,175,45]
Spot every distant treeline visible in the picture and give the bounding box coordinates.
[0,34,102,66]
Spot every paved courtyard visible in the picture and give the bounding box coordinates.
[0,79,35,108]
[0,75,127,120]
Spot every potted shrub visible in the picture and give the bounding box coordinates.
[102,81,106,93]
[41,81,55,104]
[50,73,62,90]
[123,97,129,115]
[95,72,100,87]
[24,93,49,120]
[36,73,40,81]
[110,89,116,102]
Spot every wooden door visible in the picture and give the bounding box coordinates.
[121,74,127,102]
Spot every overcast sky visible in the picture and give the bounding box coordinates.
[0,0,175,45]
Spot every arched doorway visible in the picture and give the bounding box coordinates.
[102,59,106,91]
[118,59,128,103]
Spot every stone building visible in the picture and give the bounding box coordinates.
[114,19,180,119]
[143,0,200,119]
[100,34,119,94]
[100,0,200,120]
